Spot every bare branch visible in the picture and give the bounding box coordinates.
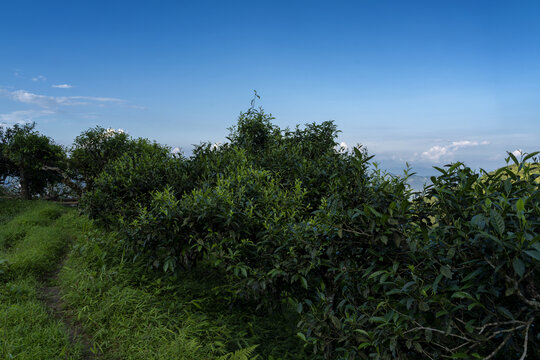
[519,317,534,360]
[484,332,512,360]
[485,324,526,341]
[403,326,476,344]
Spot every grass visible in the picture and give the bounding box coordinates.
[0,199,34,225]
[0,200,307,359]
[0,200,85,359]
[59,229,306,359]
[0,278,85,359]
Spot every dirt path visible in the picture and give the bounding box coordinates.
[38,260,100,360]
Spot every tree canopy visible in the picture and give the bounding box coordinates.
[0,123,65,199]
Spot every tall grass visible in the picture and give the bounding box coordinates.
[59,229,306,359]
[0,200,306,359]
[0,200,85,359]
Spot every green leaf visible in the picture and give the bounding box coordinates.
[300,276,308,289]
[436,310,448,318]
[389,338,397,352]
[512,258,525,277]
[505,287,515,296]
[470,214,486,230]
[524,250,540,261]
[433,273,443,294]
[462,268,483,283]
[331,316,341,329]
[507,151,519,166]
[516,198,525,212]
[406,298,414,310]
[402,281,416,292]
[357,342,370,350]
[425,329,432,342]
[448,162,461,172]
[504,179,512,194]
[368,270,385,280]
[385,288,402,296]
[297,332,306,341]
[354,329,370,336]
[490,209,505,235]
[497,306,514,320]
[452,291,474,300]
[440,265,453,279]
[367,206,382,217]
[523,151,539,162]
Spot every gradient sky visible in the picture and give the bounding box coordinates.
[1,0,539,174]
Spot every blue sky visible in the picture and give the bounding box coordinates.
[1,0,538,174]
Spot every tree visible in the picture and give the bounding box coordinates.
[0,126,15,184]
[0,123,65,199]
[68,126,131,191]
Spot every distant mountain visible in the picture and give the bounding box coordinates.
[406,174,431,192]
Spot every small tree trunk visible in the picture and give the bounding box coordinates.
[19,167,31,200]
[41,166,83,197]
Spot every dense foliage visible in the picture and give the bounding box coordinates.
[0,123,65,199]
[68,126,131,192]
[75,103,539,359]
[2,100,538,359]
[80,138,188,228]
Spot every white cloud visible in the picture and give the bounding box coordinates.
[32,75,47,82]
[171,147,181,154]
[511,149,523,157]
[421,140,490,162]
[0,109,55,125]
[210,142,222,150]
[421,145,452,162]
[335,141,349,153]
[52,84,72,89]
[104,128,126,137]
[1,89,126,108]
[451,140,490,147]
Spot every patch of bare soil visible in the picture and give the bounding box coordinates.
[38,262,99,359]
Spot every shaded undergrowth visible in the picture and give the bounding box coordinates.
[59,228,307,359]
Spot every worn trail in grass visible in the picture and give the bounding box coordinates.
[0,200,93,359]
[1,200,306,359]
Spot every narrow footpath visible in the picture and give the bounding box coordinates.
[38,259,100,360]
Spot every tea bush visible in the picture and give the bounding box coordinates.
[181,156,307,303]
[81,139,189,227]
[75,101,538,359]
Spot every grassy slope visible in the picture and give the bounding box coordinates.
[0,200,305,359]
[59,225,306,359]
[0,200,85,359]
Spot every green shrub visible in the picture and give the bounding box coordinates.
[181,156,307,302]
[124,186,194,272]
[75,101,539,359]
[68,126,131,192]
[81,139,188,228]
[293,158,539,359]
